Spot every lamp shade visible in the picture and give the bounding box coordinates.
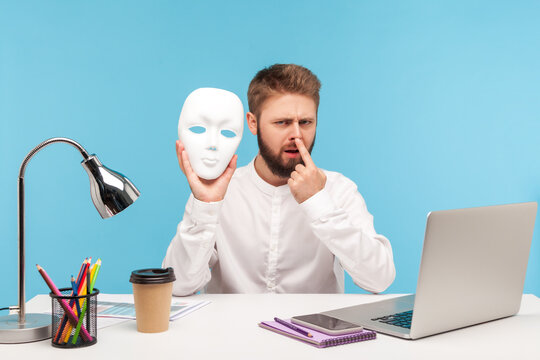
[81,155,140,219]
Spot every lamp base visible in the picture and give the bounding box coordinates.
[0,313,51,343]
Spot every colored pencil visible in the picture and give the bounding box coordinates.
[89,260,101,291]
[54,258,87,343]
[72,259,101,344]
[36,264,92,342]
[75,258,87,286]
[86,264,90,299]
[77,258,91,297]
[71,276,81,315]
[90,263,97,288]
[63,258,91,343]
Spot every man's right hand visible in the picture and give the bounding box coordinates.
[175,140,237,203]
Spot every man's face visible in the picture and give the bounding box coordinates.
[255,93,317,178]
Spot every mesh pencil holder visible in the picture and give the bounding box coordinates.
[49,287,99,348]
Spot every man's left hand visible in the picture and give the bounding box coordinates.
[288,138,327,204]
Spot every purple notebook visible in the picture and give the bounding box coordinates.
[259,319,376,348]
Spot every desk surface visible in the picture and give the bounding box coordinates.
[2,294,540,359]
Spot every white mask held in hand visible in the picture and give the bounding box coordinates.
[178,88,244,180]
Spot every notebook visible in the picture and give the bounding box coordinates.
[259,318,376,348]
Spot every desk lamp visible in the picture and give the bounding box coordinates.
[0,137,140,343]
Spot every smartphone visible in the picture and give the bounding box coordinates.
[291,313,363,335]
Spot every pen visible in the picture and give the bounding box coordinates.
[274,317,313,338]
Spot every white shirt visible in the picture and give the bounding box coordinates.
[163,158,395,295]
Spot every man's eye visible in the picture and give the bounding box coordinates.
[189,126,206,134]
[300,120,312,125]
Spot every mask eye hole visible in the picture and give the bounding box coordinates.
[221,130,236,138]
[189,126,206,134]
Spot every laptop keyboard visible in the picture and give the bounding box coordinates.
[371,310,413,329]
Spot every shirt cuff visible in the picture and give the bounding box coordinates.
[299,186,336,222]
[190,197,223,224]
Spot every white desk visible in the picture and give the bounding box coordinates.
[2,294,540,359]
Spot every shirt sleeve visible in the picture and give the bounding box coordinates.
[162,195,221,296]
[299,174,396,293]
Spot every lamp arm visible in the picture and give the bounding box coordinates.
[17,137,90,323]
[18,137,90,178]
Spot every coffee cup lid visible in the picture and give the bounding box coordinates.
[129,268,176,284]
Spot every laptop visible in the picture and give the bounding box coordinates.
[323,202,537,339]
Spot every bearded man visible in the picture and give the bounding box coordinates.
[163,64,395,294]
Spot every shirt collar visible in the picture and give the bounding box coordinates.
[249,157,291,196]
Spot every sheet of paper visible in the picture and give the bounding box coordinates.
[39,294,209,329]
[96,294,210,321]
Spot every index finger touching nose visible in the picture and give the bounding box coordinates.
[294,138,315,167]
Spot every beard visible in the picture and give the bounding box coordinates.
[257,125,316,179]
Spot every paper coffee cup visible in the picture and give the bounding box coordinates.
[129,268,176,333]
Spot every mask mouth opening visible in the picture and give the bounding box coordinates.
[202,158,219,167]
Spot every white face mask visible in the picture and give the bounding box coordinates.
[178,88,244,180]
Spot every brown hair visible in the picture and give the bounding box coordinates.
[247,64,321,119]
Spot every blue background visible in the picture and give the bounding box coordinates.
[1,1,539,309]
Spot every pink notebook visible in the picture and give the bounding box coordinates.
[259,318,376,348]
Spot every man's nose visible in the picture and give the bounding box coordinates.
[289,122,302,141]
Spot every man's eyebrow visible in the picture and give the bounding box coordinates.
[273,117,315,121]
